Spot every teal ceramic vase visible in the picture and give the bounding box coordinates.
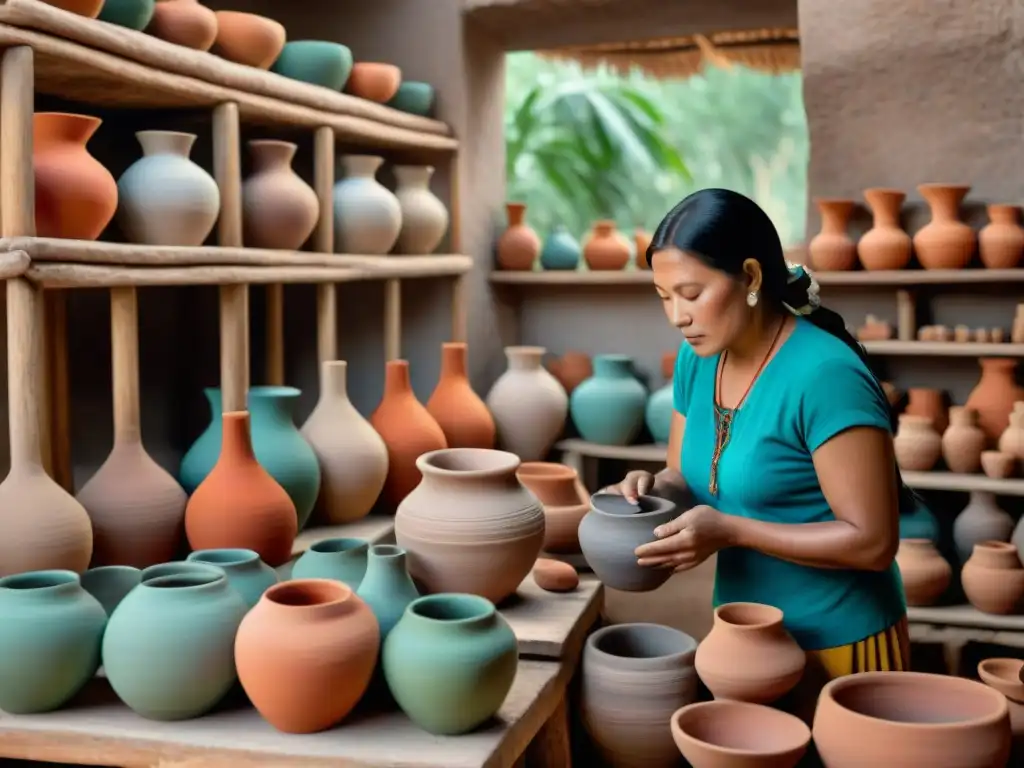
[900,499,940,543]
[292,537,368,589]
[270,41,353,90]
[539,226,581,270]
[386,81,434,116]
[0,570,107,714]
[141,561,211,582]
[80,565,141,616]
[186,548,278,609]
[644,383,673,444]
[178,386,322,529]
[570,355,647,445]
[356,545,419,641]
[98,0,155,29]
[102,565,248,720]
[383,593,518,735]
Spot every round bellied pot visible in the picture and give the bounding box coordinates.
[893,414,942,471]
[942,405,987,474]
[186,548,278,609]
[241,139,319,250]
[670,700,811,768]
[979,204,1024,269]
[808,198,857,270]
[961,541,1024,615]
[291,537,369,590]
[495,202,540,270]
[912,183,976,269]
[953,492,1014,565]
[332,154,401,255]
[485,346,568,461]
[812,671,1011,767]
[895,538,951,607]
[393,165,449,255]
[539,225,581,270]
[582,220,630,270]
[80,565,141,616]
[516,461,588,554]
[570,354,647,446]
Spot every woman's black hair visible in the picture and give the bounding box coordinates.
[647,187,918,517]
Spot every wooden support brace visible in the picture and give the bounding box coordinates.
[313,125,337,363]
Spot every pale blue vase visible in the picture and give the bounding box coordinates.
[292,537,369,589]
[644,384,674,444]
[186,549,278,609]
[570,355,647,445]
[356,545,420,642]
[539,226,581,270]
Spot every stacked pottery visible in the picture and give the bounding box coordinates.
[242,140,319,250]
[858,188,912,270]
[961,541,1024,614]
[186,548,278,609]
[582,221,630,270]
[426,342,496,449]
[570,355,647,445]
[978,658,1024,763]
[952,491,1014,564]
[808,199,856,270]
[81,565,141,616]
[393,165,449,254]
[212,11,285,69]
[895,539,951,607]
[333,155,402,254]
[395,448,545,604]
[486,346,568,461]
[893,414,942,471]
[942,406,987,473]
[966,358,1024,443]
[496,202,540,270]
[980,205,1024,269]
[146,0,218,50]
[356,545,420,642]
[671,701,811,768]
[582,623,699,768]
[912,183,976,269]
[539,226,581,270]
[292,538,368,589]
[516,461,588,555]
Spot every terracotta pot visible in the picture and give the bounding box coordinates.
[242,140,319,250]
[395,448,545,604]
[496,202,540,270]
[212,11,285,69]
[858,188,912,270]
[235,579,378,734]
[905,387,948,433]
[998,402,1024,459]
[426,342,496,449]
[979,204,1024,269]
[966,358,1024,443]
[694,602,805,705]
[962,541,1024,615]
[34,112,118,241]
[913,183,976,269]
[978,658,1024,764]
[583,220,630,270]
[894,414,942,472]
[634,228,653,269]
[346,62,402,103]
[184,411,298,567]
[808,199,857,270]
[369,360,448,508]
[46,0,104,17]
[813,671,1011,767]
[953,491,1014,564]
[147,0,218,51]
[546,351,592,395]
[671,700,811,768]
[516,462,588,554]
[394,165,449,255]
[485,346,568,461]
[895,538,951,607]
[982,450,1017,479]
[941,405,986,474]
[581,623,699,767]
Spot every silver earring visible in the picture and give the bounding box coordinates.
[747,291,759,307]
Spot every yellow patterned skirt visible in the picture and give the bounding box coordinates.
[807,615,912,679]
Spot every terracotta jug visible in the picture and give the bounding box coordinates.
[808,199,857,270]
[583,220,630,270]
[961,541,1024,614]
[33,112,118,241]
[184,411,297,567]
[965,358,1024,443]
[299,361,388,525]
[211,11,285,69]
[242,140,319,250]
[694,602,805,704]
[394,165,449,255]
[495,202,539,270]
[516,461,588,554]
[369,360,448,508]
[905,386,948,433]
[941,405,986,474]
[912,183,976,269]
[76,288,187,567]
[147,0,218,51]
[485,346,568,461]
[953,491,1014,565]
[857,188,912,270]
[893,414,942,471]
[546,351,592,395]
[634,227,652,269]
[979,204,1024,269]
[998,401,1024,459]
[895,538,951,607]
[426,342,496,449]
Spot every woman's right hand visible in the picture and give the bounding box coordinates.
[603,470,657,504]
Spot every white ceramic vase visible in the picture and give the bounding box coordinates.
[332,155,401,255]
[394,165,449,254]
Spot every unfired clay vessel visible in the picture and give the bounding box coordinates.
[147,0,218,51]
[983,450,1017,479]
[634,228,652,269]
[485,346,568,461]
[998,402,1024,459]
[546,351,592,395]
[394,165,449,254]
[978,658,1024,765]
[905,386,947,433]
[671,700,811,768]
[966,358,1024,443]
[212,11,285,69]
[857,188,912,270]
[496,202,540,270]
[979,204,1024,269]
[242,140,319,250]
[895,538,951,607]
[516,461,588,554]
[961,541,1024,615]
[426,342,496,449]
[942,405,986,474]
[913,183,976,269]
[333,155,402,255]
[953,491,1014,564]
[583,221,631,270]
[808,199,856,270]
[893,414,942,471]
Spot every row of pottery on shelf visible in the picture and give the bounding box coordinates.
[809,184,1023,270]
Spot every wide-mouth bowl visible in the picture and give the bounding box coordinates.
[671,700,811,760]
[590,492,675,519]
[715,602,784,629]
[978,658,1024,703]
[586,622,697,668]
[407,593,494,624]
[265,578,351,607]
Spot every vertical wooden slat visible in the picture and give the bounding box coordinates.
[313,126,337,363]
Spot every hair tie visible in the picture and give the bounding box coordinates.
[782,261,821,316]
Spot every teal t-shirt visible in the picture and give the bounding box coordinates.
[674,317,906,651]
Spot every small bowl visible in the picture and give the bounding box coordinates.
[213,11,286,70]
[387,80,435,116]
[347,62,402,103]
[670,700,810,768]
[271,40,353,91]
[981,450,1017,479]
[978,658,1024,703]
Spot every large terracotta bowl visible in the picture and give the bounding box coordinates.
[813,671,1012,768]
[671,700,810,768]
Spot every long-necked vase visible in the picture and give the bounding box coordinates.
[426,342,496,449]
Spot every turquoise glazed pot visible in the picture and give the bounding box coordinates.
[178,386,322,529]
[386,81,434,116]
[80,565,141,616]
[570,354,647,445]
[186,548,278,609]
[0,570,107,714]
[383,593,517,735]
[356,545,419,642]
[98,0,155,29]
[270,41,353,90]
[644,383,674,444]
[292,537,368,589]
[900,500,940,543]
[102,565,248,720]
[539,225,581,270]
[141,561,212,582]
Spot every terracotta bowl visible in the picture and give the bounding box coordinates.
[981,450,1017,479]
[979,658,1024,703]
[213,11,286,70]
[671,700,810,768]
[347,62,402,103]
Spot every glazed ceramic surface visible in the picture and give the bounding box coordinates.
[292,537,369,589]
[186,548,278,609]
[539,225,581,270]
[270,40,353,89]
[570,355,647,445]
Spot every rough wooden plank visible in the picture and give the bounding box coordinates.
[502,572,602,661]
[0,248,27,278]
[907,604,1024,632]
[863,340,1024,357]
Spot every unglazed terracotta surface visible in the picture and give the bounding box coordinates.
[912,183,976,269]
[426,342,496,449]
[516,461,587,554]
[211,11,285,69]
[495,202,540,270]
[546,351,592,395]
[808,198,856,270]
[893,414,942,472]
[671,700,811,768]
[979,204,1024,269]
[895,538,951,607]
[942,406,987,474]
[346,62,402,103]
[966,358,1024,443]
[961,541,1024,615]
[857,188,912,270]
[147,0,218,51]
[582,220,631,270]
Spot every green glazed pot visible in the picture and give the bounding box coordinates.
[383,593,517,735]
[80,565,141,616]
[356,545,419,642]
[292,537,368,589]
[187,548,278,609]
[102,565,248,720]
[270,40,353,90]
[386,81,434,117]
[98,0,155,30]
[0,570,107,714]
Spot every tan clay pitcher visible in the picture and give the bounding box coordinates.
[857,188,911,270]
[808,199,856,270]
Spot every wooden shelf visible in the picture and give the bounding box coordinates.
[862,341,1024,357]
[501,573,602,660]
[907,604,1024,632]
[555,439,667,463]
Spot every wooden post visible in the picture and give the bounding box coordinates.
[313,125,337,363]
[448,152,467,343]
[383,279,401,361]
[264,284,284,384]
[896,289,916,341]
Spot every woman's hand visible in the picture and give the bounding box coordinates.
[635,504,735,572]
[602,470,657,504]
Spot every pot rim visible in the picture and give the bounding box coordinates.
[671,700,811,757]
[978,658,1024,704]
[187,548,260,566]
[262,577,355,610]
[589,492,676,519]
[714,602,785,630]
[416,447,520,478]
[585,622,697,669]
[517,461,576,480]
[0,569,80,592]
[307,537,368,555]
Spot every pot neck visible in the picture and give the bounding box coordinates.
[247,386,299,425]
[137,571,230,603]
[418,448,521,493]
[187,548,262,572]
[341,154,383,179]
[593,220,616,236]
[506,202,526,227]
[33,112,101,147]
[394,165,433,188]
[969,490,998,506]
[261,579,363,620]
[864,189,904,227]
[505,346,544,371]
[320,360,350,401]
[947,406,976,428]
[816,200,854,232]
[221,411,256,460]
[979,357,1017,376]
[137,130,196,159]
[987,204,1021,225]
[593,354,633,378]
[920,185,968,220]
[440,342,468,379]
[248,139,297,172]
[363,545,410,581]
[402,594,499,635]
[383,360,413,398]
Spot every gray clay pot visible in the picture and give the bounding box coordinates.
[577,493,678,592]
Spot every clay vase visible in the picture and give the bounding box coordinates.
[426,342,496,449]
[235,579,379,734]
[292,537,368,589]
[546,350,592,395]
[570,354,647,445]
[184,411,298,568]
[496,202,540,270]
[33,112,118,241]
[634,227,653,269]
[984,450,1018,479]
[857,188,912,270]
[46,0,104,17]
[941,405,986,474]
[80,565,141,616]
[581,623,699,768]
[394,165,449,254]
[369,360,448,508]
[117,131,220,246]
[356,544,420,641]
[185,548,278,609]
[516,462,588,554]
[694,602,805,704]
[212,11,285,69]
[979,204,1024,269]
[953,491,1014,565]
[583,220,631,270]
[300,361,389,525]
[97,0,154,29]
[485,346,569,461]
[333,154,402,255]
[808,199,857,270]
[893,414,942,472]
[978,658,1024,765]
[539,225,581,270]
[895,538,951,607]
[961,541,1024,614]
[645,380,674,444]
[383,593,518,735]
[242,140,319,250]
[905,386,948,433]
[0,570,107,714]
[346,62,402,103]
[146,0,218,51]
[578,493,680,592]
[395,448,546,604]
[671,701,811,768]
[813,671,1011,768]
[102,566,249,720]
[913,183,976,269]
[966,358,1024,443]
[998,402,1024,459]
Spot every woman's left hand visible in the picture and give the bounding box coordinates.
[635,505,735,572]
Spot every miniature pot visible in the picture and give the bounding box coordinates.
[516,461,588,554]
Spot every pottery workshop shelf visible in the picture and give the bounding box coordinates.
[862,340,1024,357]
[908,605,1024,654]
